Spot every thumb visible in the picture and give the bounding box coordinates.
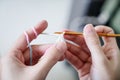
[33,41,67,78]
[83,24,107,65]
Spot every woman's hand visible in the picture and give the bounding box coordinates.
[65,24,120,80]
[1,20,67,80]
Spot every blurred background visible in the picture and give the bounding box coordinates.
[0,0,120,80]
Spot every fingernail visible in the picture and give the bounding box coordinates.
[84,24,96,35]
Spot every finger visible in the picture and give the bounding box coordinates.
[95,26,118,47]
[64,33,90,54]
[63,29,84,45]
[12,20,48,52]
[65,51,84,69]
[33,41,67,77]
[78,62,91,77]
[83,24,108,64]
[95,26,120,63]
[67,42,90,62]
[64,33,85,46]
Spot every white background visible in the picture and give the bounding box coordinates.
[0,0,78,80]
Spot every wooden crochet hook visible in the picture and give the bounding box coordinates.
[54,31,120,37]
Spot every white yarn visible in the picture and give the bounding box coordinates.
[56,32,65,43]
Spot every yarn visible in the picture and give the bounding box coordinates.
[24,28,65,65]
[56,32,65,43]
[24,27,38,65]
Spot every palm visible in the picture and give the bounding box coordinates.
[66,39,117,79]
[78,44,113,80]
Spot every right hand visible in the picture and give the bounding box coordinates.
[65,24,120,80]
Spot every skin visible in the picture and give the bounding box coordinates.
[1,20,67,80]
[64,24,120,80]
[1,20,120,80]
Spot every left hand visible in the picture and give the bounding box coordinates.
[1,20,67,80]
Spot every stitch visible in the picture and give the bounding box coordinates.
[56,32,65,43]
